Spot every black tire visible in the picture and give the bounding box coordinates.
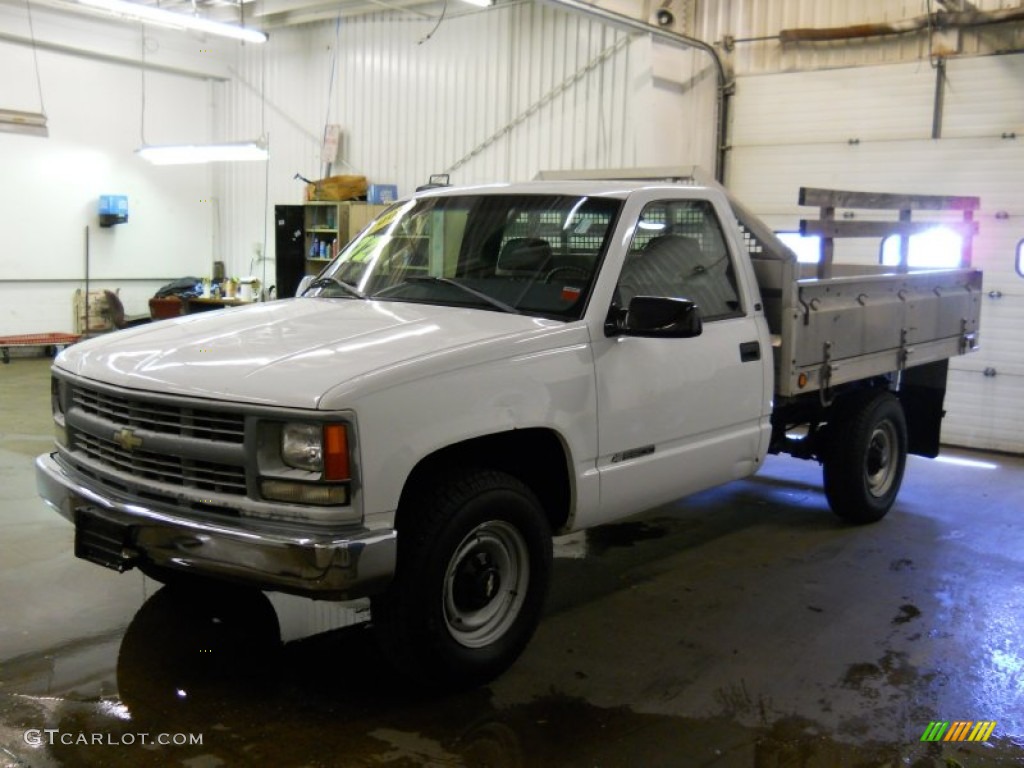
[823,391,908,524]
[371,469,552,688]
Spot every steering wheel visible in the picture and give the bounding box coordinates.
[543,265,590,283]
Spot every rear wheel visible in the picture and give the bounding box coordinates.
[372,469,552,688]
[823,391,908,524]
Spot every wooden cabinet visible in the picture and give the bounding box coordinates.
[303,201,389,273]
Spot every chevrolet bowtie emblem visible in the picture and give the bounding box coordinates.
[113,428,143,452]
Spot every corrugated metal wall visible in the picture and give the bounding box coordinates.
[216,5,720,283]
[694,0,1024,74]
[325,10,642,186]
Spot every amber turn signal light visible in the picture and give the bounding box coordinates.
[323,424,350,481]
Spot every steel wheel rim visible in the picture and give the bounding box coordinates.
[443,521,529,649]
[865,421,898,498]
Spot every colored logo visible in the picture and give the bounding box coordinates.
[112,428,143,452]
[921,721,997,742]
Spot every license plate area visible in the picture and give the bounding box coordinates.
[74,506,139,572]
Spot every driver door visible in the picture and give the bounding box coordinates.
[591,197,769,526]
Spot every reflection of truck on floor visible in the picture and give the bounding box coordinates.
[37,174,981,686]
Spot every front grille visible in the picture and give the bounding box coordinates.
[72,387,245,443]
[71,431,247,495]
[65,381,248,500]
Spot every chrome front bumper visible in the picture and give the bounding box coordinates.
[36,453,396,600]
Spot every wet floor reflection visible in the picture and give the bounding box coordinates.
[3,447,1024,766]
[1,576,1020,767]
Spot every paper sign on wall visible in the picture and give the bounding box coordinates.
[322,124,342,167]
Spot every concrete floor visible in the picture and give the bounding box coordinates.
[2,355,1023,767]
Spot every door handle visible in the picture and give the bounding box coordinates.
[739,341,761,362]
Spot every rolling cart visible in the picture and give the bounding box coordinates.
[0,332,81,364]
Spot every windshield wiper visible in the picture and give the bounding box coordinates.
[304,276,366,300]
[403,276,520,314]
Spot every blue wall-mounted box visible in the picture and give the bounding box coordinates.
[99,195,128,227]
[367,184,398,204]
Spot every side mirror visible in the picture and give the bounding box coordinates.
[605,296,703,338]
[296,275,314,296]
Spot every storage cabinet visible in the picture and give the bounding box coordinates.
[303,201,388,273]
[274,204,305,299]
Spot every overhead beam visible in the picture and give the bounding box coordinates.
[255,0,439,26]
[0,29,228,81]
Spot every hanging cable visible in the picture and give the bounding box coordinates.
[139,25,148,144]
[418,0,448,45]
[259,135,270,294]
[259,26,270,295]
[260,30,267,138]
[319,13,342,178]
[24,0,47,117]
[926,0,938,68]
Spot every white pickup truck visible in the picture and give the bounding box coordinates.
[37,177,981,686]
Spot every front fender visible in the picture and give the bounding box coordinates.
[330,323,598,526]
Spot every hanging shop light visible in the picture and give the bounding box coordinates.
[73,0,267,43]
[0,108,48,137]
[136,139,268,165]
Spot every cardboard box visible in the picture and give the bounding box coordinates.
[306,175,367,202]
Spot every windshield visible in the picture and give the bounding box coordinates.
[305,193,621,321]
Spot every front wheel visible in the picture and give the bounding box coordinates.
[371,470,552,688]
[823,391,908,525]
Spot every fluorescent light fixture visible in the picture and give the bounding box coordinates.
[75,0,267,43]
[459,0,493,6]
[137,140,268,165]
[0,108,48,138]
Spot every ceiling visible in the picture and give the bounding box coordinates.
[222,0,446,29]
[41,0,453,31]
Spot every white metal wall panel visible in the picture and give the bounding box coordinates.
[728,58,1024,452]
[321,9,647,188]
[730,61,936,146]
[943,54,1024,138]
[943,370,1024,455]
[215,7,719,284]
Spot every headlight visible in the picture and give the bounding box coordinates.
[51,377,67,447]
[260,420,353,507]
[51,377,64,417]
[280,423,350,481]
[282,424,323,472]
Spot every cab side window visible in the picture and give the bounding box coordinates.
[616,200,742,321]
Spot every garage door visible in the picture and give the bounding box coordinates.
[727,55,1024,453]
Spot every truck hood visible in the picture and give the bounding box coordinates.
[56,299,570,409]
